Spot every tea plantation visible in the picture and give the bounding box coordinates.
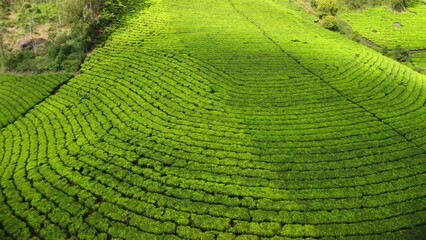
[0,73,72,129]
[340,3,426,50]
[0,0,425,239]
[412,52,426,70]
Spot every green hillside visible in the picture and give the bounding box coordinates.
[0,73,71,128]
[412,52,426,69]
[1,0,425,239]
[340,4,426,50]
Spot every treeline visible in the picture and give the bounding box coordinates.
[0,0,130,73]
[338,0,421,11]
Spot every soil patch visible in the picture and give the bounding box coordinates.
[393,22,403,28]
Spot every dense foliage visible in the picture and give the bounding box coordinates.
[0,0,132,73]
[0,0,425,239]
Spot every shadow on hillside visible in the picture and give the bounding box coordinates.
[97,1,151,47]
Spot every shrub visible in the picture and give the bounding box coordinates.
[5,50,37,71]
[392,45,410,62]
[390,0,407,11]
[317,0,338,18]
[45,33,88,71]
[320,15,338,30]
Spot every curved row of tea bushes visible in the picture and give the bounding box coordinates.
[0,73,71,128]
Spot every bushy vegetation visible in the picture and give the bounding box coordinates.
[0,0,131,73]
[0,0,425,239]
[297,0,361,42]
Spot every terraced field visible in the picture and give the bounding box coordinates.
[0,73,72,128]
[340,3,426,50]
[1,0,426,239]
[412,52,426,70]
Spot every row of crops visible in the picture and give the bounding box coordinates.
[0,0,425,239]
[340,3,426,51]
[412,52,426,70]
[0,73,72,129]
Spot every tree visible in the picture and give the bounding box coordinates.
[59,0,101,27]
[0,0,11,11]
[16,2,43,53]
[317,0,338,18]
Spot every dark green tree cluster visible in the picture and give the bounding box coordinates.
[307,0,355,37]
[0,0,131,73]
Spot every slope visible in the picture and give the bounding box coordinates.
[412,52,426,70]
[339,3,426,72]
[340,3,426,51]
[0,73,72,129]
[0,0,425,239]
